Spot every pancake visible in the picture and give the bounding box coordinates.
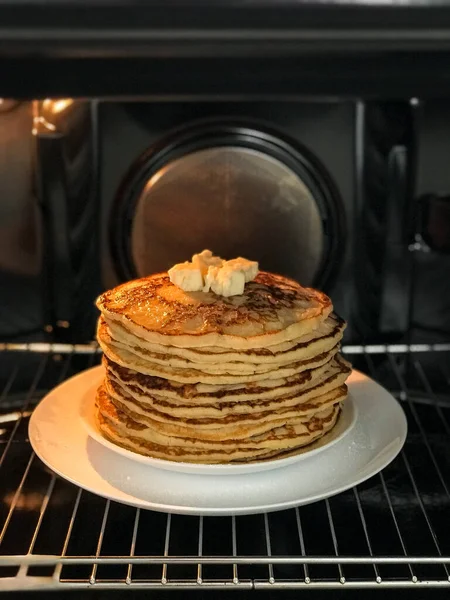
[100,320,342,375]
[96,271,333,350]
[105,379,347,437]
[96,388,341,463]
[105,356,351,419]
[94,264,351,464]
[98,323,340,384]
[105,313,346,365]
[103,353,349,403]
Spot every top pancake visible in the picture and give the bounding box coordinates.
[96,271,332,349]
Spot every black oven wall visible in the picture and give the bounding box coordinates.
[0,101,43,341]
[411,101,450,344]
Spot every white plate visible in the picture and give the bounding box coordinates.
[29,367,407,516]
[79,367,357,475]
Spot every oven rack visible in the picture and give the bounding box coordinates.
[0,343,449,591]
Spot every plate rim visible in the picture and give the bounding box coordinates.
[28,367,408,515]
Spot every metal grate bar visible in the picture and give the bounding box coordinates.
[16,474,57,579]
[0,452,35,546]
[438,361,450,386]
[0,353,48,468]
[25,475,57,554]
[0,362,19,409]
[353,487,381,583]
[197,516,203,584]
[362,347,381,379]
[53,487,83,582]
[90,500,111,584]
[343,343,450,355]
[12,351,75,579]
[388,353,450,502]
[0,579,449,591]
[414,360,450,433]
[294,507,310,584]
[253,579,450,589]
[126,508,140,585]
[263,512,275,584]
[15,351,75,561]
[0,343,99,354]
[325,499,345,584]
[401,451,448,576]
[6,555,450,566]
[231,515,238,584]
[161,513,171,584]
[1,342,449,356]
[364,351,417,582]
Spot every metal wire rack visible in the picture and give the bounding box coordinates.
[0,342,450,591]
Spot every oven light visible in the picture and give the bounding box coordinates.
[42,98,74,114]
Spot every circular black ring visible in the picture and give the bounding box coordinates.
[110,117,346,290]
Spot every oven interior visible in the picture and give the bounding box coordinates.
[1,5,450,593]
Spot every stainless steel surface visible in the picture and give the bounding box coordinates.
[0,344,449,590]
[0,99,100,342]
[7,6,450,99]
[131,146,324,286]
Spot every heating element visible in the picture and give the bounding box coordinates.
[0,343,449,591]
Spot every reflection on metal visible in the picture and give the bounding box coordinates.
[32,100,56,136]
[132,147,325,287]
[34,99,99,341]
[42,98,74,115]
[0,411,21,424]
[144,168,165,189]
[32,99,74,135]
[3,491,44,513]
[1,341,450,355]
[0,99,19,113]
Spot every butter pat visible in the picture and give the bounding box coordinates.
[169,250,259,297]
[192,249,223,276]
[225,257,259,283]
[203,265,246,297]
[168,262,203,292]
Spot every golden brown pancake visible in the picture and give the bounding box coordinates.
[96,271,333,349]
[105,313,346,365]
[98,319,340,384]
[104,356,351,419]
[95,387,342,463]
[94,268,351,464]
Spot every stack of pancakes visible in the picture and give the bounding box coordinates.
[95,272,351,464]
